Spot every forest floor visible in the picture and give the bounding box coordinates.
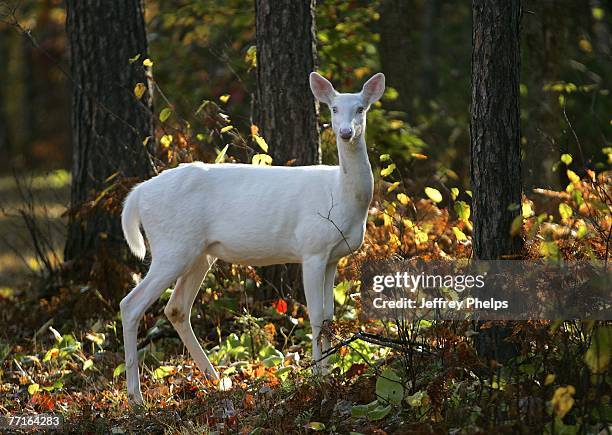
[0,171,610,434]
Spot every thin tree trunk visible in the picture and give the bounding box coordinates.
[471,0,522,260]
[0,29,9,163]
[377,0,416,114]
[420,0,439,102]
[471,0,522,363]
[64,0,154,299]
[254,0,320,303]
[254,0,320,166]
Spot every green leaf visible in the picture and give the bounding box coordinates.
[453,201,470,222]
[86,332,105,346]
[424,187,442,203]
[367,404,392,420]
[585,326,611,373]
[83,359,94,371]
[561,154,573,165]
[113,363,126,378]
[215,145,229,163]
[376,367,403,404]
[307,422,326,431]
[405,390,429,407]
[159,107,172,123]
[153,365,176,379]
[220,125,234,133]
[128,54,141,64]
[380,163,396,177]
[559,203,573,220]
[334,281,351,305]
[254,135,269,152]
[379,154,391,162]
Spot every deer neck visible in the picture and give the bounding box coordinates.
[337,135,374,212]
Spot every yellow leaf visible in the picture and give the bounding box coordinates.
[510,215,523,236]
[578,38,592,53]
[592,7,604,20]
[450,188,459,200]
[215,144,229,163]
[551,386,575,418]
[559,203,573,220]
[397,193,410,205]
[220,125,234,133]
[387,182,400,193]
[160,135,173,148]
[219,94,230,103]
[254,135,269,152]
[424,187,442,203]
[452,227,467,241]
[566,169,580,183]
[252,153,272,166]
[522,201,534,218]
[134,83,146,99]
[250,124,259,136]
[380,163,396,177]
[142,58,153,67]
[28,384,40,395]
[545,374,556,386]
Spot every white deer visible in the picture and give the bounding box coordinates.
[119,72,385,404]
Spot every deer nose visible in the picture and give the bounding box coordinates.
[339,127,353,140]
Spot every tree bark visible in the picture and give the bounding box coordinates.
[0,29,9,162]
[377,0,417,114]
[254,0,320,303]
[470,0,522,364]
[470,0,522,260]
[254,0,320,167]
[64,0,154,296]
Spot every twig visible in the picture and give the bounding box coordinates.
[317,193,353,253]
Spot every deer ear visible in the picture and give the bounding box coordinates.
[309,72,335,105]
[361,73,386,105]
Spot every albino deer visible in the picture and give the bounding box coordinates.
[120,72,385,404]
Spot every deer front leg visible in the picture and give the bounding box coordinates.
[302,256,326,374]
[321,261,338,368]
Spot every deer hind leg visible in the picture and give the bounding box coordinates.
[164,254,219,380]
[120,260,183,405]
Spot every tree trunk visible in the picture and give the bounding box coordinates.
[254,0,320,167]
[470,0,522,363]
[254,0,320,303]
[0,30,9,163]
[64,0,154,298]
[377,0,417,114]
[470,0,522,260]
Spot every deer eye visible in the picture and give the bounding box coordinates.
[332,107,338,113]
[357,107,364,113]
